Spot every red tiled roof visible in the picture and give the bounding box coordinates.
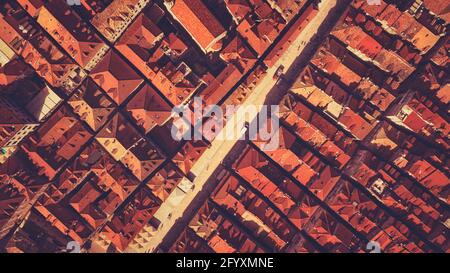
[423,0,450,22]
[237,18,269,56]
[68,78,115,131]
[33,1,105,67]
[224,0,251,21]
[168,0,225,52]
[121,138,165,181]
[220,35,257,73]
[126,84,171,133]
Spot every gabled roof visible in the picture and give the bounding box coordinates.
[423,0,450,23]
[116,13,163,59]
[104,187,160,251]
[220,35,257,73]
[121,138,165,181]
[331,25,382,59]
[33,1,105,67]
[68,78,115,131]
[172,140,208,175]
[237,18,269,56]
[0,59,31,86]
[309,166,340,200]
[91,51,143,104]
[166,0,226,52]
[224,0,252,22]
[147,162,185,202]
[96,113,142,161]
[69,179,104,225]
[166,33,188,56]
[338,108,373,140]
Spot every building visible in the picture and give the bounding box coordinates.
[0,95,39,154]
[164,0,227,53]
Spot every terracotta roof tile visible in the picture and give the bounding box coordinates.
[167,0,226,52]
[91,51,143,104]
